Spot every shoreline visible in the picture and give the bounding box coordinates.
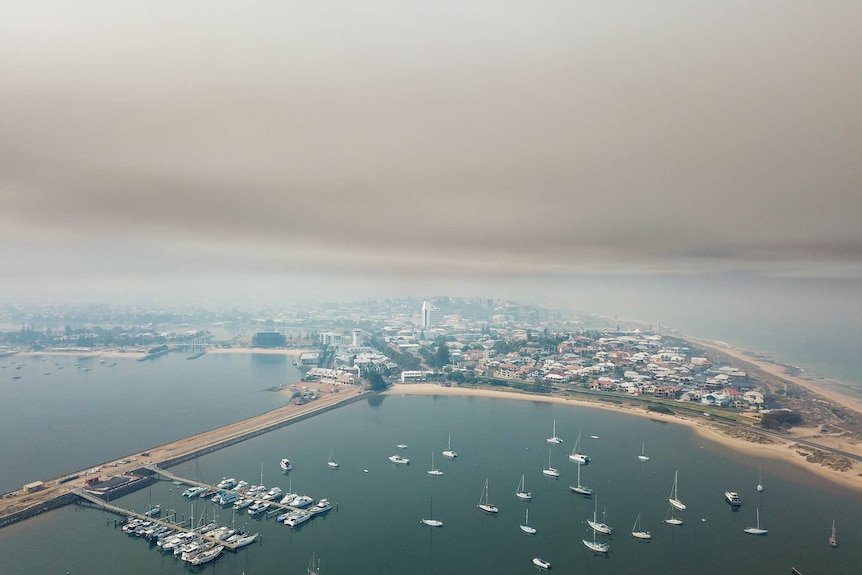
[684,336,862,415]
[384,383,862,493]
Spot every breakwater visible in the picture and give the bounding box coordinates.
[0,389,371,529]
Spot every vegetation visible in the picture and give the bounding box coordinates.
[760,410,802,430]
[367,372,389,391]
[647,404,675,415]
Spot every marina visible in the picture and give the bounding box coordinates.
[1,365,861,574]
[71,463,335,567]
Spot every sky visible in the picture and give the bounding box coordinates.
[2,1,861,308]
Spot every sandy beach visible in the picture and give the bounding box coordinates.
[385,383,862,493]
[688,337,862,415]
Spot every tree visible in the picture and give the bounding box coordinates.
[367,372,389,391]
[433,344,450,368]
[760,410,802,430]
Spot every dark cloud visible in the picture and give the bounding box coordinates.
[2,1,861,301]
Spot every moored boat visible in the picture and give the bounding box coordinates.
[725,491,741,506]
[280,458,292,472]
[668,470,686,511]
[284,510,312,527]
[189,544,224,565]
[532,557,551,569]
[547,419,563,444]
[442,435,458,459]
[631,513,651,540]
[477,479,499,514]
[310,498,332,515]
[233,531,259,548]
[515,473,531,501]
[744,508,768,535]
[389,454,410,464]
[568,430,590,463]
[587,499,612,534]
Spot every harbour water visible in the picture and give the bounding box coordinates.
[1,385,861,574]
[0,352,300,494]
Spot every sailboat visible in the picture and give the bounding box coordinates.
[756,468,764,492]
[668,470,686,510]
[542,447,560,478]
[515,473,532,500]
[327,449,339,469]
[586,497,612,534]
[744,508,768,535]
[829,519,837,547]
[307,552,321,575]
[583,498,610,552]
[421,498,443,527]
[637,443,650,462]
[547,419,563,444]
[664,504,683,525]
[519,507,536,534]
[568,430,590,463]
[477,479,498,513]
[442,435,458,459]
[569,461,593,497]
[427,451,443,476]
[631,512,652,539]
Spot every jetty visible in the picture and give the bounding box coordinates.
[0,386,369,529]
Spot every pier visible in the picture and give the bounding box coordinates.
[0,386,370,529]
[143,464,309,518]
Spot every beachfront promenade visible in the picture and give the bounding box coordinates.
[0,387,369,529]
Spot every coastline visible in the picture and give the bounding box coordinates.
[686,336,862,415]
[385,383,862,493]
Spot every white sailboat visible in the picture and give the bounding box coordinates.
[519,508,536,534]
[664,504,683,525]
[477,479,499,513]
[327,449,339,469]
[569,461,593,496]
[421,498,443,527]
[442,435,458,459]
[547,419,563,444]
[307,552,320,575]
[744,508,768,535]
[631,512,652,539]
[668,470,686,511]
[583,499,610,552]
[829,519,837,547]
[586,497,612,534]
[756,468,764,492]
[427,451,443,476]
[542,447,560,478]
[515,473,532,501]
[637,443,650,462]
[568,430,590,463]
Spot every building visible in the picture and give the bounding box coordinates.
[422,301,442,329]
[252,331,286,348]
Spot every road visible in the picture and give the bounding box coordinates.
[0,384,367,528]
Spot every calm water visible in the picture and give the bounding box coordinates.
[1,392,860,575]
[0,353,301,494]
